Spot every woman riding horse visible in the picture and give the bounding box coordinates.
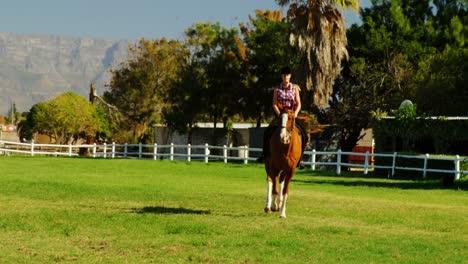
[256,66,307,169]
[264,108,302,218]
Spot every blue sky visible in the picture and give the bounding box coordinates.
[0,0,370,40]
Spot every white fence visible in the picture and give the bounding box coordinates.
[0,140,466,180]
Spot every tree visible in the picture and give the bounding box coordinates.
[240,9,299,126]
[6,102,22,125]
[162,62,204,144]
[327,0,466,156]
[19,92,101,144]
[431,0,467,49]
[415,47,467,116]
[326,0,426,155]
[355,0,467,116]
[104,38,187,143]
[18,103,48,141]
[277,0,360,110]
[412,0,467,115]
[185,22,248,129]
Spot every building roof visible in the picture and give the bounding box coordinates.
[155,122,269,129]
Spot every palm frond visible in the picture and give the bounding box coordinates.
[278,0,359,109]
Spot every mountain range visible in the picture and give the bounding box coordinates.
[0,32,133,114]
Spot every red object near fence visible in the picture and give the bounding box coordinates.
[1,125,16,132]
[349,146,374,165]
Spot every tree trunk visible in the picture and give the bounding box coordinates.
[256,116,262,128]
[340,128,362,164]
[187,124,193,145]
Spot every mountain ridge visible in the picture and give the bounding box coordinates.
[0,32,133,114]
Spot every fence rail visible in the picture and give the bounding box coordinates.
[1,140,466,180]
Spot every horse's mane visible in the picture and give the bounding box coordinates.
[296,113,323,134]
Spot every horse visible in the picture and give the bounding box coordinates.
[264,109,302,218]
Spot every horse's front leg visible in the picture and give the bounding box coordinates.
[264,176,273,213]
[279,192,289,218]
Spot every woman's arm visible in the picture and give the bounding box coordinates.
[294,85,301,118]
[272,88,280,116]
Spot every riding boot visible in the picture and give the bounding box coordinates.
[257,126,274,163]
[256,137,270,163]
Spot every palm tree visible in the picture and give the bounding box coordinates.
[277,0,359,110]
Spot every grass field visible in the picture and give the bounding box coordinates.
[0,156,466,263]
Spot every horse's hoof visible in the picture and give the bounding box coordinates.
[264,208,272,213]
[272,208,279,212]
[279,215,287,219]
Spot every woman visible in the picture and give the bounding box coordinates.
[273,66,301,119]
[257,66,307,168]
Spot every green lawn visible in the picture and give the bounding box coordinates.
[0,156,466,263]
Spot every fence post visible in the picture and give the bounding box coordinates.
[138,142,142,159]
[423,154,429,178]
[31,139,35,156]
[311,149,316,170]
[187,144,191,162]
[170,143,174,161]
[455,155,460,181]
[111,142,115,158]
[68,143,72,157]
[204,143,209,163]
[223,145,227,163]
[92,143,96,158]
[153,143,158,160]
[364,151,369,175]
[391,152,397,178]
[244,145,248,164]
[336,149,341,175]
[103,143,107,158]
[124,143,128,158]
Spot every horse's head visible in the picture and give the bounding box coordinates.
[279,109,295,144]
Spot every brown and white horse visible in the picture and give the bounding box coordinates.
[264,109,302,218]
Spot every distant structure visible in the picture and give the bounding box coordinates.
[89,82,97,106]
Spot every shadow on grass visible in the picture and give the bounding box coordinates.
[293,170,466,190]
[130,206,211,215]
[292,178,447,190]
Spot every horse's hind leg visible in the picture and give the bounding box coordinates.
[279,174,293,218]
[273,171,284,212]
[276,176,286,215]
